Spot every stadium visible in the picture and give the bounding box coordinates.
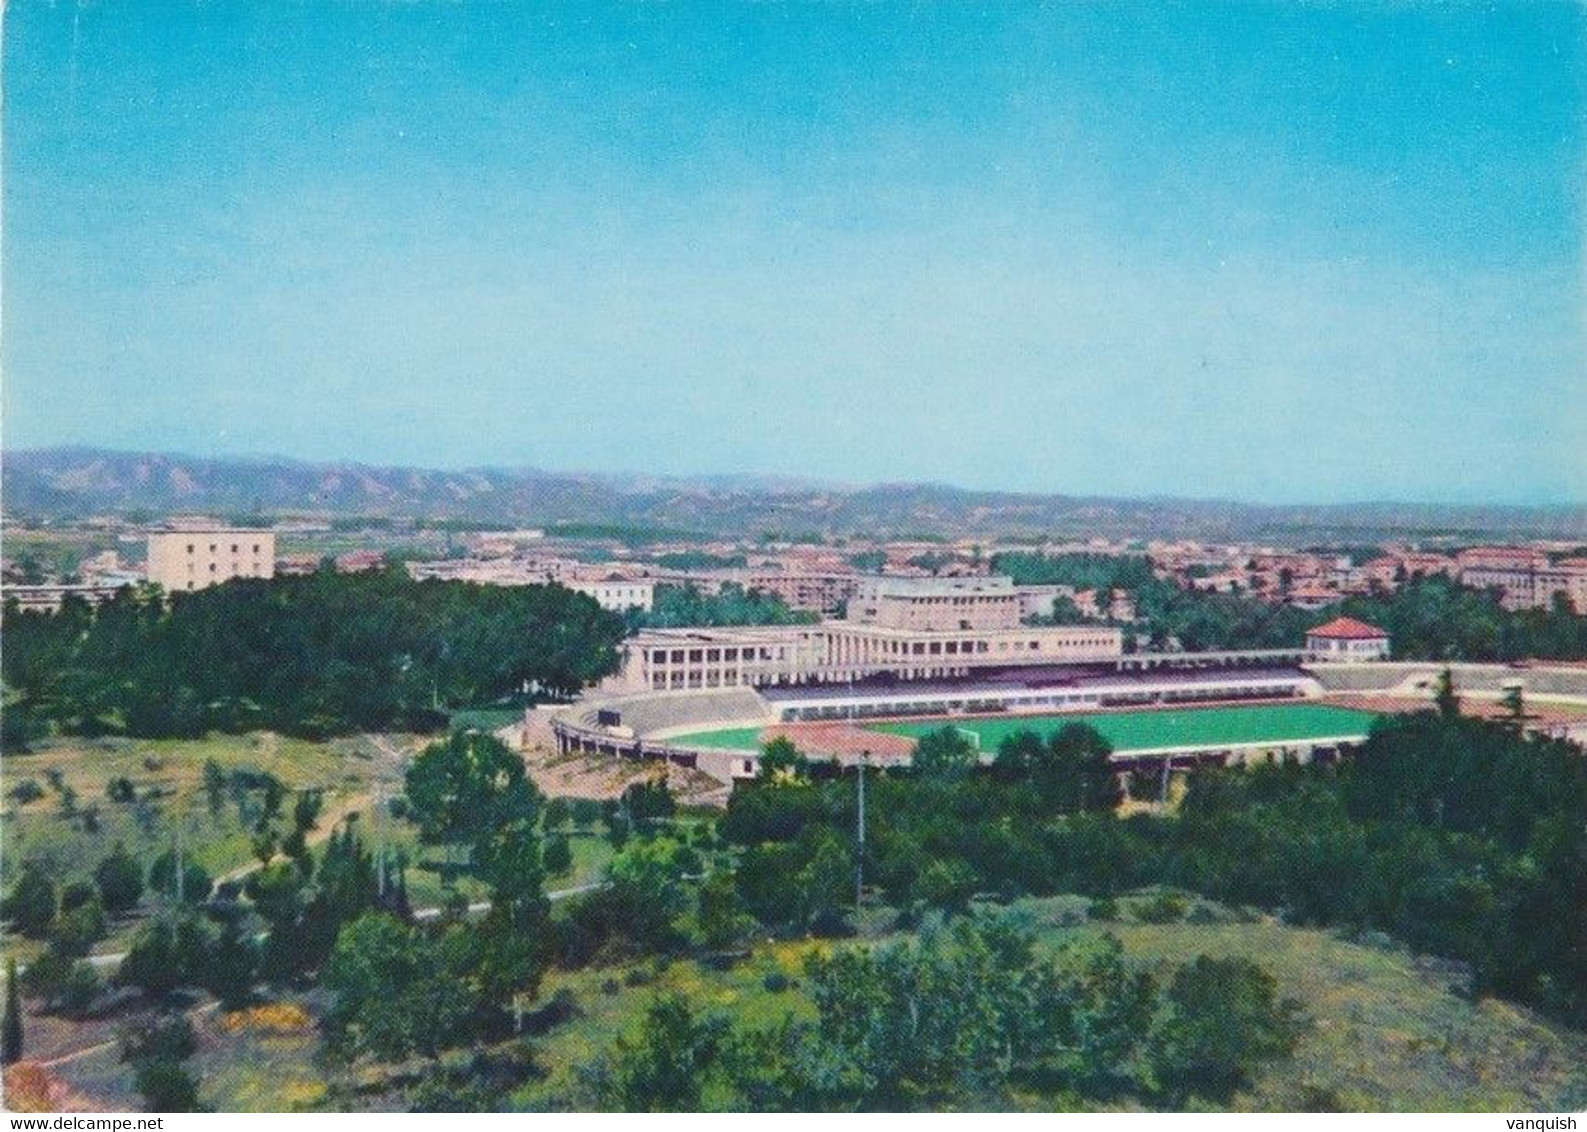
[542,577,1587,789]
[546,657,1587,789]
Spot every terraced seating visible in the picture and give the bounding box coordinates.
[1309,662,1587,700]
[572,687,772,738]
[1307,664,1429,692]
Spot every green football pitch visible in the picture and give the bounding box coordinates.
[668,702,1379,755]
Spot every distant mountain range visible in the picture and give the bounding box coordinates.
[4,447,1584,544]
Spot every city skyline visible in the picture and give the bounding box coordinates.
[5,2,1584,506]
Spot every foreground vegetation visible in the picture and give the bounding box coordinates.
[724,701,1587,1029]
[9,891,1586,1113]
[5,693,1583,1112]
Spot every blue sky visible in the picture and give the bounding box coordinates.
[4,1,1583,504]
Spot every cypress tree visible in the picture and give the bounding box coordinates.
[2,956,23,1065]
[1434,667,1461,720]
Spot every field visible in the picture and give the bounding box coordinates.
[670,702,1381,756]
[13,893,1584,1113]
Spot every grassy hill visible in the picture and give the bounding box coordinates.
[21,893,1582,1113]
[499,895,1587,1112]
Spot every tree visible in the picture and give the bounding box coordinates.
[1036,933,1158,1087]
[2,957,22,1065]
[2,864,56,938]
[697,869,753,952]
[405,731,541,855]
[1046,724,1123,813]
[202,759,227,814]
[119,914,215,997]
[543,833,573,876]
[1147,956,1305,1101]
[204,916,259,1009]
[132,1059,201,1113]
[122,1014,197,1065]
[605,837,691,950]
[912,727,979,777]
[590,994,719,1111]
[570,798,602,829]
[467,817,554,1005]
[48,889,107,957]
[1,700,44,753]
[795,829,853,935]
[629,582,816,631]
[543,797,572,832]
[95,843,145,913]
[324,913,476,1060]
[758,736,810,783]
[5,571,625,740]
[622,779,676,830]
[912,858,978,917]
[246,824,381,983]
[1434,667,1461,720]
[123,1015,201,1112]
[795,914,1139,1107]
[292,788,323,837]
[148,851,213,905]
[7,779,45,807]
[53,962,103,1018]
[991,729,1046,780]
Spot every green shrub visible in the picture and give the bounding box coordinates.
[7,780,45,806]
[1134,891,1189,924]
[1088,896,1119,922]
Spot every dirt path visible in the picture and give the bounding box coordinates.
[32,1003,222,1070]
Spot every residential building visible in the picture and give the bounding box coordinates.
[565,578,655,613]
[4,583,130,615]
[146,528,276,593]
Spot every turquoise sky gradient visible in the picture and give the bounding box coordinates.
[4,2,1583,503]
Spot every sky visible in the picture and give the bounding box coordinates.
[4,1,1584,505]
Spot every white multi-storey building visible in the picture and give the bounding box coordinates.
[146,528,275,593]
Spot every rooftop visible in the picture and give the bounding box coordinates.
[1307,616,1389,641]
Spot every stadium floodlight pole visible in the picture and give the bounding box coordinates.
[174,823,185,904]
[374,782,386,899]
[855,750,868,917]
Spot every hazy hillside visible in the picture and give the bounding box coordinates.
[5,447,1584,542]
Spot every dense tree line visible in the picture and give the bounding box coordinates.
[722,711,1587,1027]
[993,551,1159,593]
[624,583,819,631]
[1,570,625,739]
[996,553,1587,659]
[1130,575,1587,659]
